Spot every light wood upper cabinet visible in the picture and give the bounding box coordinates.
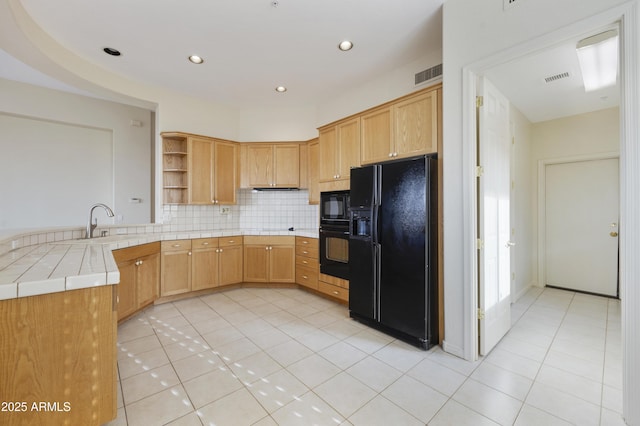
[245,143,300,188]
[319,117,360,187]
[393,89,439,158]
[360,106,393,164]
[360,86,440,165]
[189,136,238,205]
[162,132,238,205]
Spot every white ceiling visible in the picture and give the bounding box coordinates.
[9,0,443,108]
[1,1,619,121]
[483,29,620,123]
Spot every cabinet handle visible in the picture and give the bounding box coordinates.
[302,241,308,244]
[332,291,339,295]
[139,260,143,265]
[393,152,398,157]
[303,275,308,279]
[203,242,209,245]
[173,244,181,248]
[219,248,223,252]
[303,250,308,254]
[388,153,393,157]
[188,251,192,256]
[228,240,235,243]
[303,260,308,264]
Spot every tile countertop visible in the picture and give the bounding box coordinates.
[0,228,319,301]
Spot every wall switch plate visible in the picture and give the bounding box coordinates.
[220,206,231,215]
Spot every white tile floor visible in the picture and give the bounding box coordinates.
[105,286,625,426]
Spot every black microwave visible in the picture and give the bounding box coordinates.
[320,190,350,224]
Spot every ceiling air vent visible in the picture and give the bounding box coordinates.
[415,64,442,85]
[544,71,570,84]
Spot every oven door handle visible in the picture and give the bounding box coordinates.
[319,229,350,236]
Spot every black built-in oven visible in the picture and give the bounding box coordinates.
[319,190,350,280]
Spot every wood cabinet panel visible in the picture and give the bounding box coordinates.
[160,240,192,296]
[394,89,438,157]
[189,136,214,204]
[246,144,273,187]
[214,141,238,204]
[318,118,360,188]
[243,245,270,282]
[269,245,295,283]
[0,286,116,425]
[115,258,137,321]
[245,143,300,188]
[361,106,393,164]
[191,242,218,291]
[219,244,243,286]
[319,126,338,183]
[307,139,319,204]
[136,253,160,308]
[318,281,348,302]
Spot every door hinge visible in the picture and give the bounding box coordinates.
[476,96,484,108]
[476,238,484,250]
[477,308,485,320]
[476,166,484,177]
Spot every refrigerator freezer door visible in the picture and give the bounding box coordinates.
[350,165,376,209]
[378,157,429,340]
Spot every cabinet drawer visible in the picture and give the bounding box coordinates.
[244,235,295,245]
[192,238,218,249]
[296,266,318,289]
[318,281,348,302]
[296,255,318,271]
[295,245,318,259]
[161,240,192,251]
[295,236,318,250]
[219,236,243,247]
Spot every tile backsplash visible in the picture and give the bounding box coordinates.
[161,188,318,232]
[1,189,319,255]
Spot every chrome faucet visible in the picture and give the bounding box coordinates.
[86,203,115,239]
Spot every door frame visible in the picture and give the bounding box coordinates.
[537,152,620,292]
[460,3,639,422]
[461,3,637,360]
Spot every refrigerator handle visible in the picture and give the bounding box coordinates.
[374,242,381,320]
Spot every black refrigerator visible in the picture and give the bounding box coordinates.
[349,155,438,349]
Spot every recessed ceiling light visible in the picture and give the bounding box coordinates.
[338,40,354,51]
[275,86,287,93]
[103,47,121,56]
[188,55,204,64]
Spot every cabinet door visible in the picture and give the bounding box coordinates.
[308,140,319,204]
[394,90,438,157]
[214,140,237,204]
[188,137,214,204]
[219,245,243,286]
[191,248,218,291]
[137,253,159,308]
[273,144,300,187]
[246,144,274,187]
[269,245,296,283]
[337,117,360,180]
[243,245,269,282]
[361,106,393,164]
[116,259,137,321]
[161,247,192,296]
[318,127,338,182]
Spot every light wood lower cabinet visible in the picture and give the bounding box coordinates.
[160,237,243,298]
[318,272,349,303]
[113,242,160,322]
[243,236,295,283]
[191,237,243,291]
[0,286,116,425]
[160,240,192,296]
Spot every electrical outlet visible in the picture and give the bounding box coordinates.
[220,206,231,215]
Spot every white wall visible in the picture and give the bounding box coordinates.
[530,107,620,284]
[510,105,534,302]
[0,78,153,228]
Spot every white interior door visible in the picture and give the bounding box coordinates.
[478,78,512,356]
[545,158,619,297]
